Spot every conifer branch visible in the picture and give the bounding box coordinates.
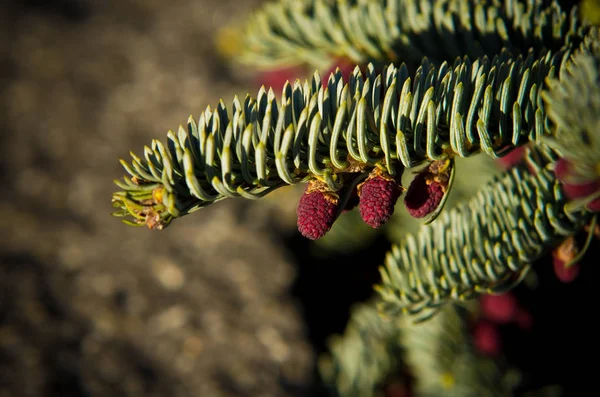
[373,28,599,321]
[375,143,592,321]
[542,30,600,190]
[319,301,508,397]
[318,300,404,397]
[112,40,579,229]
[399,304,507,397]
[241,0,587,69]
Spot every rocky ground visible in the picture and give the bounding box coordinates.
[0,1,321,396]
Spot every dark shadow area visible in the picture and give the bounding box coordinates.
[9,0,92,22]
[286,222,599,397]
[285,230,390,395]
[501,230,598,397]
[286,232,388,355]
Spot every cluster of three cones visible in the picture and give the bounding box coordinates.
[296,159,453,240]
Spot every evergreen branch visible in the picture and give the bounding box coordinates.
[319,300,508,397]
[112,42,577,229]
[399,304,507,397]
[375,143,593,321]
[542,30,600,184]
[241,0,587,69]
[318,300,404,397]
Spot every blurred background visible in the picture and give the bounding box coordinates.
[0,1,387,395]
[0,0,597,396]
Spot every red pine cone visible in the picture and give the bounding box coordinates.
[496,145,527,171]
[553,256,580,283]
[588,198,600,211]
[480,293,518,325]
[562,179,600,211]
[554,158,600,211]
[358,176,402,228]
[562,180,600,200]
[473,321,501,356]
[404,172,445,218]
[479,292,533,330]
[322,57,360,88]
[255,64,307,93]
[554,157,572,181]
[551,236,580,283]
[296,185,339,240]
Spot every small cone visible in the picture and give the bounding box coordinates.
[551,236,580,283]
[480,293,518,325]
[358,169,403,228]
[296,181,339,240]
[404,173,444,218]
[496,145,527,170]
[473,321,501,356]
[322,57,358,88]
[554,158,600,211]
[404,159,452,219]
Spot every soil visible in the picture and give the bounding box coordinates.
[0,1,317,396]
